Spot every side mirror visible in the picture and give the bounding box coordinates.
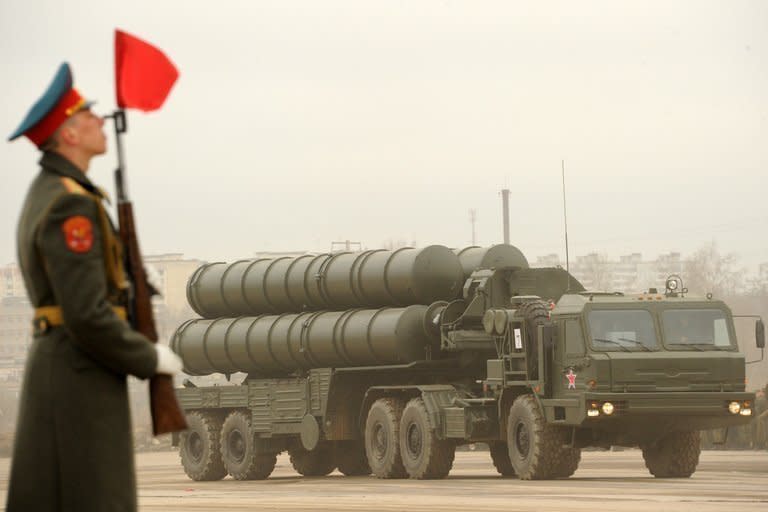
[757,319,765,349]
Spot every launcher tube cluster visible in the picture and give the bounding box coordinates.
[173,244,528,376]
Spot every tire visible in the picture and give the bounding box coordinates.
[289,442,336,476]
[514,301,550,380]
[399,397,455,479]
[335,441,372,476]
[506,394,563,480]
[221,411,277,480]
[365,398,407,479]
[642,431,701,478]
[552,447,581,478]
[179,411,227,481]
[489,442,516,477]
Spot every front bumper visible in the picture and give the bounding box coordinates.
[543,391,755,428]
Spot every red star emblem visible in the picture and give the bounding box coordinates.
[566,369,577,389]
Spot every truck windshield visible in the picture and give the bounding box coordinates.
[587,310,658,351]
[661,309,734,350]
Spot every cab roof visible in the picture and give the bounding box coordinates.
[552,292,724,315]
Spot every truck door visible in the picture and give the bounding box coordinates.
[559,318,587,394]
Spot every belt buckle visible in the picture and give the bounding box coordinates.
[33,316,50,336]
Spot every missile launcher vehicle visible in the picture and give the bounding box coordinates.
[171,244,764,481]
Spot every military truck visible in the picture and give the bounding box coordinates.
[170,244,764,481]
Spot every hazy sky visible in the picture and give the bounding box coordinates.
[1,1,766,270]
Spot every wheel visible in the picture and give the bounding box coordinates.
[514,301,550,380]
[506,394,563,480]
[551,447,581,478]
[179,411,227,481]
[289,442,336,476]
[220,411,277,480]
[399,397,455,479]
[365,398,407,479]
[335,442,372,476]
[642,431,701,478]
[489,442,516,477]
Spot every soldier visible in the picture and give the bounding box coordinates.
[5,63,183,511]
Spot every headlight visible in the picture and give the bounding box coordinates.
[602,402,615,415]
[587,409,600,417]
[740,408,752,417]
[728,401,741,414]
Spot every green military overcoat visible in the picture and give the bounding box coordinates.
[6,151,158,512]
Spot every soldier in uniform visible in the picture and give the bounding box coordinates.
[5,63,183,511]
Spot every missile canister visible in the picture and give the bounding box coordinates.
[186,245,464,318]
[170,305,435,376]
[455,244,529,279]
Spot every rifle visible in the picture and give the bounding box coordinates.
[110,109,187,435]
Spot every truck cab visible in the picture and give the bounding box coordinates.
[467,270,761,479]
[549,292,753,434]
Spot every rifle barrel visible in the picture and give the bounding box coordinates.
[111,109,128,202]
[110,111,187,436]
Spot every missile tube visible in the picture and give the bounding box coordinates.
[455,244,529,279]
[186,245,464,318]
[170,305,435,376]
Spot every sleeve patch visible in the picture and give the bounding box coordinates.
[62,215,94,253]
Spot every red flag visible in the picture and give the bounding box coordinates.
[115,29,179,111]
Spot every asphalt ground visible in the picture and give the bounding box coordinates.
[0,449,766,511]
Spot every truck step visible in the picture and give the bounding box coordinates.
[453,397,497,406]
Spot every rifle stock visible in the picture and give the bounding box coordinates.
[117,201,187,435]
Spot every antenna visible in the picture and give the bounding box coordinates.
[501,189,510,244]
[561,160,571,289]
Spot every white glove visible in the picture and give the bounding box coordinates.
[155,344,183,375]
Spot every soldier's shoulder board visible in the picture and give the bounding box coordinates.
[59,176,88,196]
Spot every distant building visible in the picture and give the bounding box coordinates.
[751,262,768,295]
[533,252,685,293]
[0,263,26,299]
[0,255,205,349]
[0,270,34,425]
[654,252,684,281]
[142,254,206,342]
[145,254,205,313]
[0,297,32,363]
[534,254,562,267]
[3,252,205,314]
[253,251,315,259]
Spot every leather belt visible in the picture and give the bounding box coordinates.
[33,305,127,333]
